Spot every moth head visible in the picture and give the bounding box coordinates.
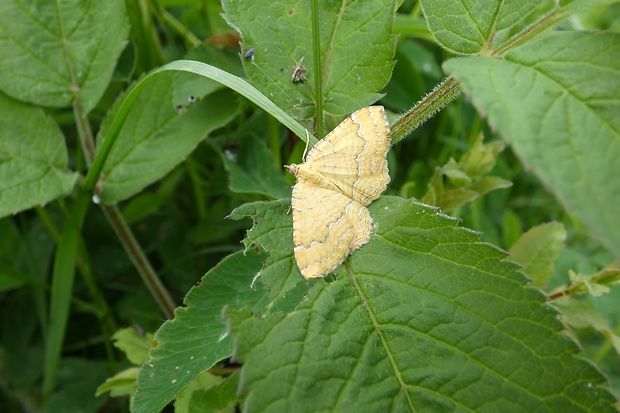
[284,164,299,176]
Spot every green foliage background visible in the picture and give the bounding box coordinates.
[0,0,619,412]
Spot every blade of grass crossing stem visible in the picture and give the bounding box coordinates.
[43,192,91,396]
[42,59,309,396]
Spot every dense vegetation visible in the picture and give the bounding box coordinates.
[0,0,618,412]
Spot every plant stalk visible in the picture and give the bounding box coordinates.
[101,204,176,318]
[390,76,461,144]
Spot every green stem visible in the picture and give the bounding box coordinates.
[126,0,165,71]
[43,190,89,396]
[311,0,323,138]
[101,204,176,318]
[593,322,620,363]
[186,156,207,219]
[158,5,201,48]
[268,114,282,167]
[494,8,560,56]
[58,1,96,164]
[390,76,461,145]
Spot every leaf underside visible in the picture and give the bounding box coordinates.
[444,31,620,261]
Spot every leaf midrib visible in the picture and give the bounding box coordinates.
[347,263,416,412]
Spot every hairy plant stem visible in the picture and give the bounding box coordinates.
[390,76,461,145]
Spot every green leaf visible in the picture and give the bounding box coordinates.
[43,359,110,413]
[393,14,435,42]
[174,371,224,413]
[44,381,109,413]
[502,209,523,248]
[420,0,540,54]
[469,176,512,196]
[568,270,611,297]
[508,222,567,288]
[132,250,267,413]
[112,328,155,366]
[560,0,620,15]
[0,218,19,260]
[97,74,239,203]
[230,197,616,412]
[210,134,291,199]
[444,31,620,260]
[228,200,310,314]
[119,158,186,223]
[554,298,620,356]
[438,188,478,211]
[549,263,620,299]
[0,92,78,218]
[188,373,239,413]
[222,0,397,118]
[0,263,27,292]
[421,135,511,212]
[443,160,472,185]
[381,40,441,110]
[96,367,139,398]
[0,0,128,113]
[458,136,505,178]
